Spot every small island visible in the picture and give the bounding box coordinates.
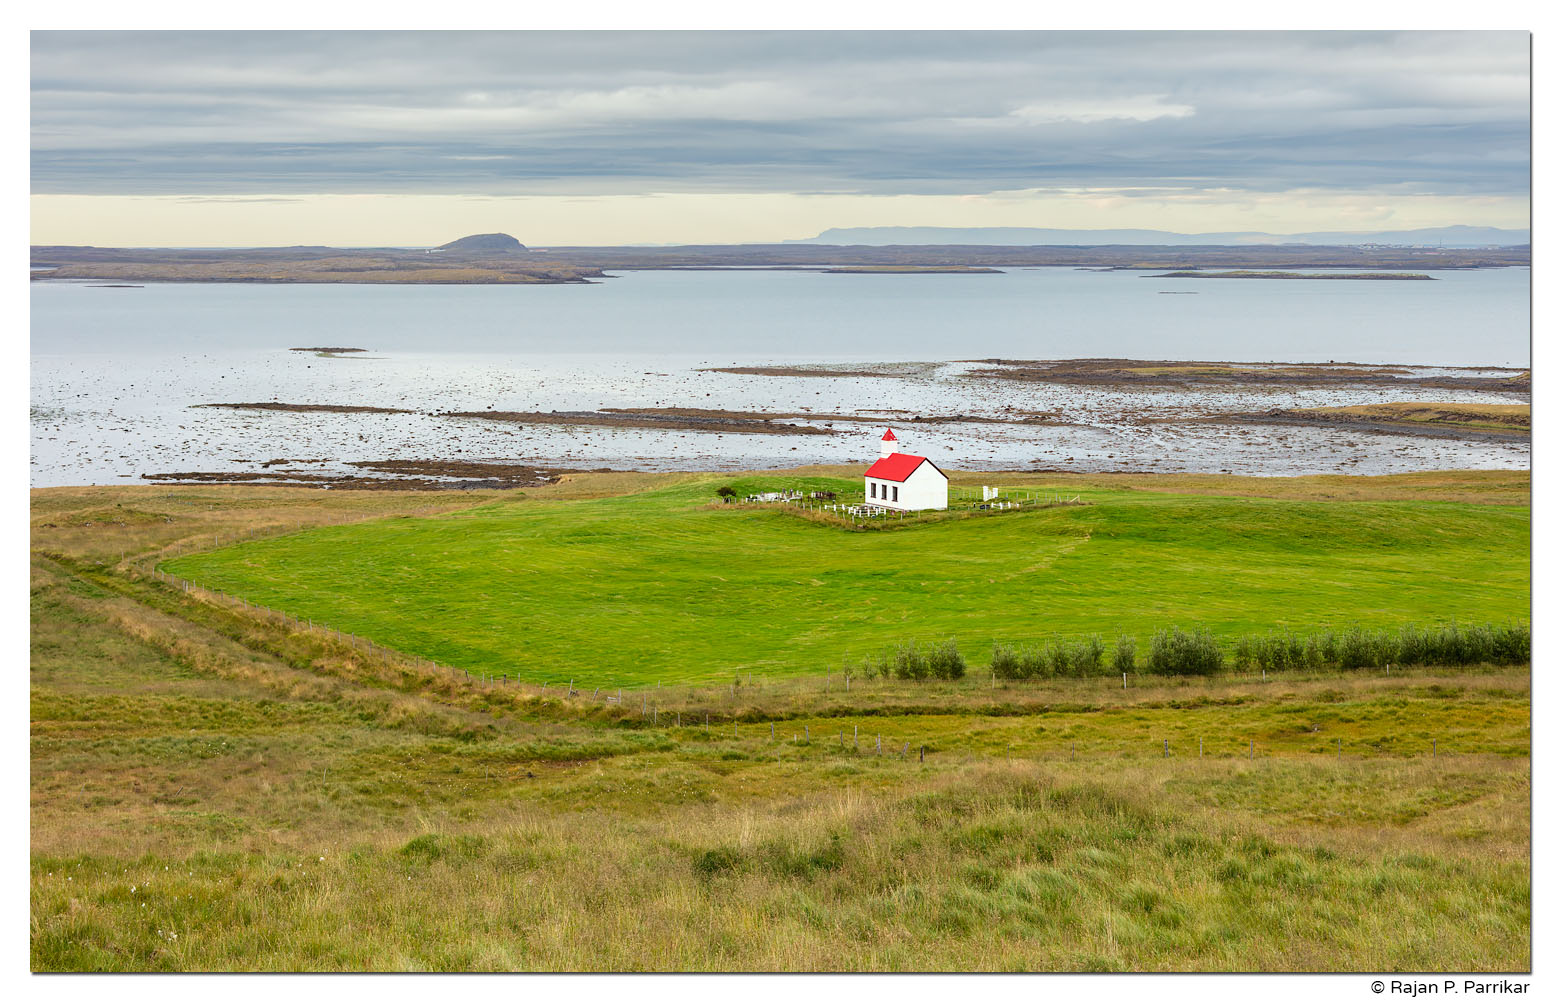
[28,234,602,285]
[820,265,1003,274]
[1150,270,1435,280]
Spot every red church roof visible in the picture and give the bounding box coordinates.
[881,428,897,441]
[865,452,946,483]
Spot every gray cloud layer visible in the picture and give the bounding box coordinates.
[30,30,1531,197]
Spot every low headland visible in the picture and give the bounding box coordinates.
[30,233,1528,285]
[1149,270,1434,280]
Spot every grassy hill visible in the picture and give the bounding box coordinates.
[30,475,1530,971]
[160,473,1530,685]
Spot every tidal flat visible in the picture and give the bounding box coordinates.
[30,268,1529,487]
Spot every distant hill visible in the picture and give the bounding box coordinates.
[437,233,526,252]
[788,225,1530,248]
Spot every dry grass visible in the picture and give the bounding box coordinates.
[1289,402,1530,432]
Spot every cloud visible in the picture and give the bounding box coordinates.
[29,30,1530,206]
[1009,95,1195,124]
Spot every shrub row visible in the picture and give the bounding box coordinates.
[851,622,1528,683]
[990,635,1111,679]
[988,629,1232,678]
[1233,623,1529,672]
[855,639,967,681]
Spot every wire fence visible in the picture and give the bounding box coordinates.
[739,488,1086,527]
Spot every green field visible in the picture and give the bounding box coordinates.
[163,474,1530,684]
[30,477,1531,970]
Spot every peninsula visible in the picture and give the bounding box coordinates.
[1151,270,1435,280]
[29,233,1528,286]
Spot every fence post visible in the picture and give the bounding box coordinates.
[1123,672,1127,689]
[919,745,925,763]
[1163,739,1169,758]
[1249,739,1254,760]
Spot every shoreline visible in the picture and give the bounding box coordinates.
[28,465,1532,499]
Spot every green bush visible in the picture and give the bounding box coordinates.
[891,641,929,681]
[1075,635,1106,676]
[1146,627,1223,676]
[1045,639,1072,677]
[990,642,1048,680]
[1397,624,1431,666]
[1491,623,1530,664]
[867,639,965,680]
[1112,635,1136,674]
[992,637,1111,679]
[927,638,967,680]
[990,643,1023,680]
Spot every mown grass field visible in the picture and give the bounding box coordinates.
[159,471,1530,685]
[30,472,1531,971]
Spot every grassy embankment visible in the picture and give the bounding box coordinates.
[158,471,1530,686]
[31,472,1531,970]
[1284,403,1530,435]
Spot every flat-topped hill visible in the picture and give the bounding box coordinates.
[437,233,525,253]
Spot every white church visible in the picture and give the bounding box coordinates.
[863,428,949,511]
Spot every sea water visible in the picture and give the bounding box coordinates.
[29,267,1530,486]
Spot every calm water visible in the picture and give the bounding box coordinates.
[31,266,1530,365]
[30,268,1530,486]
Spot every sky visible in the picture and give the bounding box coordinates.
[29,30,1532,246]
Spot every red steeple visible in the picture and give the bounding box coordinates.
[881,428,897,441]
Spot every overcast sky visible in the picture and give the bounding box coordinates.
[29,30,1531,245]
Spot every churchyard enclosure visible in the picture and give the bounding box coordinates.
[153,470,1528,687]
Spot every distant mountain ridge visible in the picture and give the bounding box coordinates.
[788,225,1529,248]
